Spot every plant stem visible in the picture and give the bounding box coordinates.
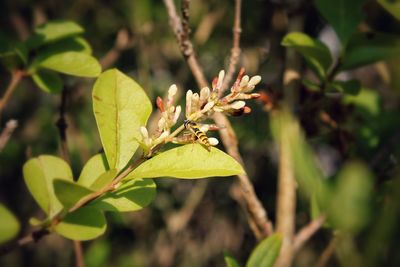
[0,70,24,118]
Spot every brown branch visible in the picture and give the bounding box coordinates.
[293,215,326,254]
[220,0,242,95]
[163,0,208,88]
[0,119,18,152]
[213,113,273,238]
[163,0,273,239]
[166,180,208,234]
[100,29,134,69]
[0,70,25,118]
[315,236,338,267]
[0,229,49,256]
[73,240,85,267]
[274,15,304,267]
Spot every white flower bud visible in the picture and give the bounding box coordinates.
[248,75,262,88]
[202,101,215,113]
[217,70,225,89]
[168,84,178,98]
[208,137,219,146]
[230,101,246,109]
[240,75,249,87]
[186,90,193,117]
[155,130,170,144]
[140,126,149,139]
[158,117,166,130]
[173,105,181,123]
[199,124,210,132]
[200,87,210,102]
[191,93,200,112]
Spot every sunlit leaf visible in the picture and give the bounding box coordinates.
[271,110,330,207]
[26,20,84,49]
[0,204,20,244]
[224,252,240,267]
[90,169,118,191]
[90,178,156,212]
[23,155,73,217]
[32,69,63,93]
[92,69,152,170]
[246,234,282,267]
[328,161,373,233]
[37,51,101,77]
[327,79,361,95]
[34,36,92,60]
[315,0,368,45]
[54,207,106,241]
[126,144,244,180]
[377,0,400,20]
[282,32,332,79]
[340,32,400,70]
[53,179,94,209]
[78,154,109,188]
[344,88,381,116]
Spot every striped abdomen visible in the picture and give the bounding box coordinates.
[184,120,211,151]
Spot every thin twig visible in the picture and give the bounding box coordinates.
[163,0,208,88]
[166,180,208,234]
[163,0,273,239]
[315,236,338,267]
[213,113,273,238]
[274,15,304,267]
[55,87,84,267]
[219,0,242,95]
[0,119,18,152]
[0,70,25,118]
[56,87,70,163]
[100,29,134,69]
[293,215,326,254]
[73,240,85,267]
[0,229,49,256]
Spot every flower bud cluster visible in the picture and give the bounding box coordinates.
[139,69,262,155]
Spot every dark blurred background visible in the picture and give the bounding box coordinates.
[1,0,400,266]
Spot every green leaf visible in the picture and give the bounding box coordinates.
[377,0,400,20]
[302,79,321,92]
[23,155,73,217]
[32,69,63,93]
[314,0,368,45]
[282,32,332,79]
[127,144,244,180]
[271,110,330,206]
[37,51,101,77]
[90,169,118,191]
[90,178,156,212]
[327,79,361,95]
[224,252,240,267]
[84,240,111,267]
[343,88,381,116]
[246,234,282,267]
[92,69,152,170]
[78,154,109,188]
[328,161,373,233]
[53,179,94,209]
[26,20,84,49]
[54,207,106,241]
[340,32,400,70]
[0,204,20,244]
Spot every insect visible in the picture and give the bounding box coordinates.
[184,119,211,151]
